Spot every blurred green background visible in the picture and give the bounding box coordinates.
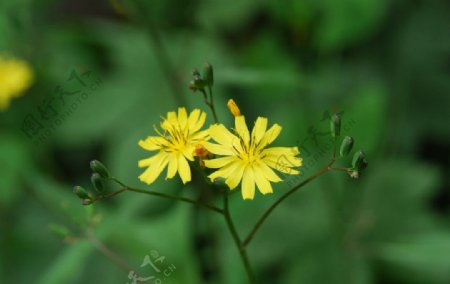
[1,0,449,283]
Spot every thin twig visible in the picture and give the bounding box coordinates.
[242,164,332,247]
[223,193,256,283]
[108,177,223,214]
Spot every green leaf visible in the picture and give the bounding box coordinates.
[37,241,93,284]
[375,233,450,284]
[315,0,388,51]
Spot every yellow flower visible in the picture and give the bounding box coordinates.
[138,108,209,185]
[204,101,302,200]
[0,55,33,111]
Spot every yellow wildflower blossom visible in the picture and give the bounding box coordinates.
[204,100,302,200]
[138,108,209,185]
[0,55,33,111]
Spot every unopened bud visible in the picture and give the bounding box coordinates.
[91,173,105,193]
[352,150,366,170]
[339,136,354,157]
[189,77,206,92]
[227,99,241,117]
[192,69,201,77]
[203,63,214,87]
[330,113,341,139]
[73,186,90,199]
[90,160,110,178]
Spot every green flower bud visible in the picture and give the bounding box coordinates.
[73,185,90,199]
[352,150,366,170]
[339,136,354,157]
[330,114,341,139]
[192,69,201,77]
[188,77,206,92]
[91,173,105,193]
[90,160,110,178]
[203,63,214,87]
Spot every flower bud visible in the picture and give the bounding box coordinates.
[203,63,214,87]
[330,113,341,139]
[339,136,354,157]
[352,150,366,170]
[188,77,206,92]
[73,186,90,199]
[90,160,110,178]
[227,99,242,117]
[192,69,201,77]
[91,173,105,193]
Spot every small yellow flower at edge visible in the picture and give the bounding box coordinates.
[204,99,302,200]
[138,108,209,185]
[0,55,33,111]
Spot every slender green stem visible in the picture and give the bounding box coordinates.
[92,188,126,203]
[201,89,218,123]
[223,194,256,284]
[329,166,350,173]
[242,164,332,247]
[108,177,223,214]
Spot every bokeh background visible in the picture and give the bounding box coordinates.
[1,0,449,283]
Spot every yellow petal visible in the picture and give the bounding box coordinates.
[203,141,234,156]
[138,151,163,167]
[251,117,267,144]
[187,108,200,124]
[253,166,273,195]
[190,129,209,141]
[225,163,245,189]
[255,161,282,182]
[177,155,191,184]
[208,161,242,181]
[204,156,235,169]
[209,124,240,147]
[241,167,255,200]
[262,147,302,167]
[235,116,250,147]
[138,153,169,184]
[166,111,178,126]
[166,154,178,179]
[257,123,282,149]
[189,109,207,133]
[265,158,300,175]
[138,136,165,151]
[178,107,188,128]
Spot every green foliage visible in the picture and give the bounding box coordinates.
[1,0,449,283]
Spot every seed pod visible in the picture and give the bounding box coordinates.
[73,185,90,199]
[339,136,354,157]
[203,63,214,87]
[330,114,341,139]
[90,160,110,178]
[91,173,105,193]
[352,150,366,170]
